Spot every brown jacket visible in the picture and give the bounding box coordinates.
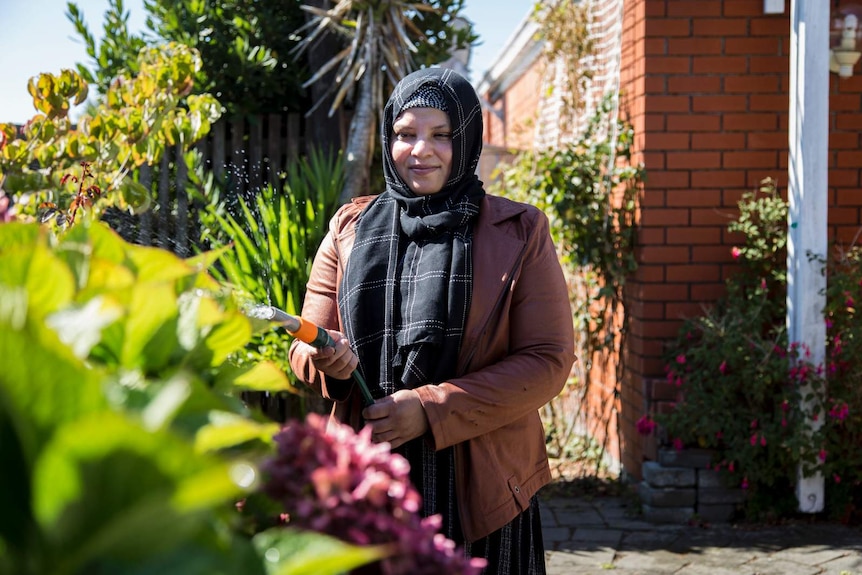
[289,193,576,542]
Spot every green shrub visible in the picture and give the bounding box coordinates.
[197,147,343,387]
[0,219,383,574]
[818,246,862,522]
[657,179,862,522]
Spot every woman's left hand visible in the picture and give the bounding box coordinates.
[362,389,429,449]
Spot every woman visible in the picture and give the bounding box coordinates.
[289,67,575,574]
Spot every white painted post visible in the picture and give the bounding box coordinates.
[788,0,829,513]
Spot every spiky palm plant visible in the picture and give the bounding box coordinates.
[292,0,474,202]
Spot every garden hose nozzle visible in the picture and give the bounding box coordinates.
[248,304,375,407]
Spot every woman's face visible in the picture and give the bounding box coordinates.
[390,107,453,196]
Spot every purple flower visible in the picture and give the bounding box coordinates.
[261,414,486,575]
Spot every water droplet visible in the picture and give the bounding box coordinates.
[265,548,280,563]
[230,461,257,489]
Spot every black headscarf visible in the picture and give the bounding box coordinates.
[339,67,486,397]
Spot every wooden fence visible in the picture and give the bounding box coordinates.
[108,113,307,256]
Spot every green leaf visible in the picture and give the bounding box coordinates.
[123,282,179,369]
[45,296,123,359]
[0,242,76,318]
[0,315,106,457]
[121,179,153,213]
[252,528,389,575]
[195,308,252,368]
[128,243,198,283]
[215,361,293,393]
[195,412,279,452]
[32,412,242,565]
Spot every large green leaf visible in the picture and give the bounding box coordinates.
[0,221,44,250]
[32,412,243,569]
[0,242,75,318]
[123,282,180,369]
[195,411,280,453]
[194,307,252,368]
[214,361,292,393]
[253,528,388,575]
[0,315,106,457]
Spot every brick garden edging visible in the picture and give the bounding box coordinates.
[638,448,746,523]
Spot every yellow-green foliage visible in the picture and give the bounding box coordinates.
[0,43,221,222]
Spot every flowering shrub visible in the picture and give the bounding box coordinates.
[655,179,862,522]
[261,414,487,575]
[818,247,862,521]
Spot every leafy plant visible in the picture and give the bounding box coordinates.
[143,0,308,115]
[0,44,221,224]
[532,0,595,138]
[68,0,309,116]
[67,0,149,98]
[491,95,643,470]
[198,146,344,378]
[656,178,862,522]
[817,246,862,522]
[0,218,383,574]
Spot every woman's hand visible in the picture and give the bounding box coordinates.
[301,330,359,380]
[362,389,429,449]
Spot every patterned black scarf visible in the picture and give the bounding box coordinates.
[339,67,485,397]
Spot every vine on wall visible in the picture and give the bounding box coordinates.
[491,94,643,475]
[532,0,595,138]
[487,0,644,477]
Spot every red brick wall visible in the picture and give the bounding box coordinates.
[619,0,862,480]
[482,65,544,151]
[479,0,862,481]
[479,63,543,184]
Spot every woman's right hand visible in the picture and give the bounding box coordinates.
[300,329,359,380]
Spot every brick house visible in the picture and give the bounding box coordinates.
[475,0,862,480]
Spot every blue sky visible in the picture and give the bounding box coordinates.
[0,0,533,124]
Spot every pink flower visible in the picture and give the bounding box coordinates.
[262,414,486,575]
[0,195,12,223]
[731,246,741,260]
[760,435,766,447]
[750,434,757,446]
[636,415,657,436]
[672,437,684,451]
[818,449,828,462]
[834,474,842,484]
[728,461,735,473]
[760,278,767,290]
[741,476,749,490]
[750,419,758,429]
[718,360,727,375]
[829,402,849,421]
[676,354,686,365]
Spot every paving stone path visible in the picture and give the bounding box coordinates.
[541,494,862,575]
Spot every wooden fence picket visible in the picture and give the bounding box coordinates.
[121,112,305,255]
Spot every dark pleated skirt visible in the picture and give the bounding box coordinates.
[401,439,547,575]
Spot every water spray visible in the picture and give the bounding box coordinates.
[246,304,375,406]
